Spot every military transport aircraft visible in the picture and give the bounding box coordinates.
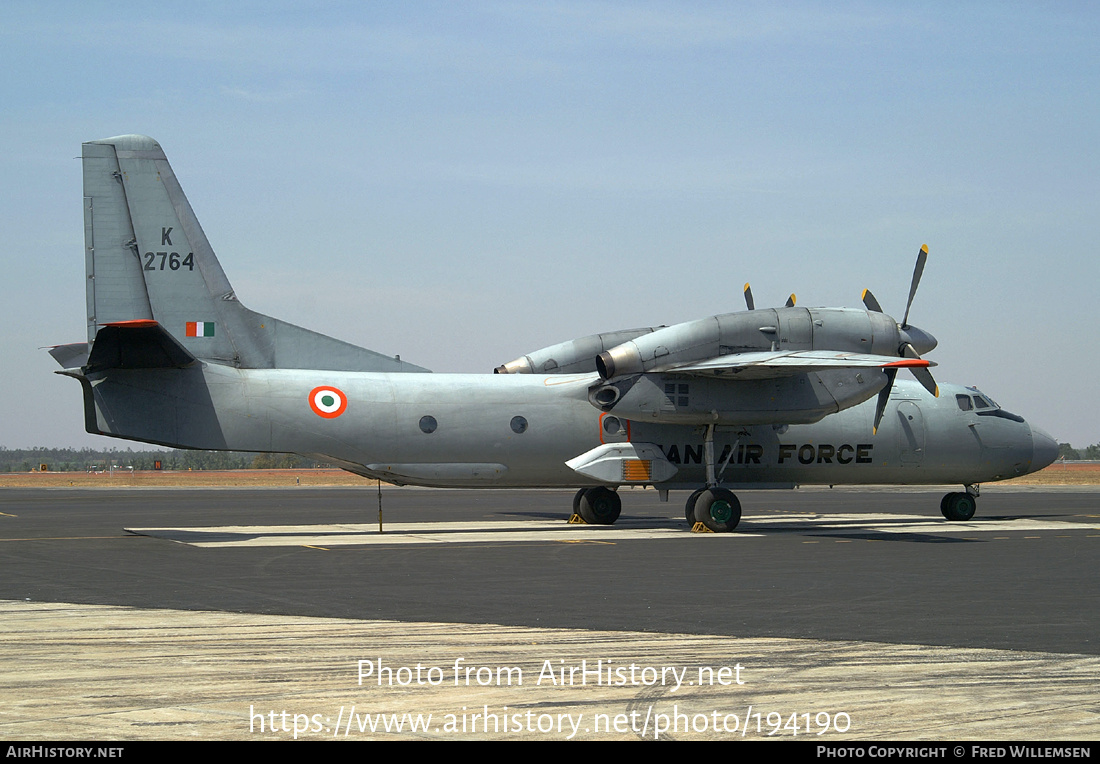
[49,135,1058,532]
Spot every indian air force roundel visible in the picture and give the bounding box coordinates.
[308,386,348,418]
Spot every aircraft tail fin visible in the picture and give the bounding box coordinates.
[81,135,428,373]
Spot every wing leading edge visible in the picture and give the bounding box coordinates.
[668,350,935,379]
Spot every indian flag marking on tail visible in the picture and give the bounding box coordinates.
[309,386,348,419]
[185,321,215,337]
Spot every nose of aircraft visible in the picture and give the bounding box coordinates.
[899,325,938,355]
[1030,426,1059,472]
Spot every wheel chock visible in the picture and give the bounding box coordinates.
[691,522,715,533]
[568,514,588,525]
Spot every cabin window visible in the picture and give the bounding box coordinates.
[510,415,528,434]
[419,415,438,433]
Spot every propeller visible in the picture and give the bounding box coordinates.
[742,285,795,310]
[901,342,938,398]
[872,369,898,434]
[861,288,883,314]
[901,244,927,329]
[865,245,939,434]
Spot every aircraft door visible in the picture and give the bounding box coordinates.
[897,401,925,465]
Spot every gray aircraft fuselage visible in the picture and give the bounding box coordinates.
[83,361,1047,489]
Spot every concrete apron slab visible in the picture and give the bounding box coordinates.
[1,600,1096,741]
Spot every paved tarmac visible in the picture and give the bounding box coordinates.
[1,485,1097,740]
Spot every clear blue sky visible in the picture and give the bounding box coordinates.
[2,2,1097,448]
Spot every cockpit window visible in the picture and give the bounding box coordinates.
[956,394,973,411]
[966,387,1024,423]
[977,408,1026,423]
[966,386,1000,409]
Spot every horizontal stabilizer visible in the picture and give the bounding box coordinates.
[47,342,90,369]
[85,320,197,373]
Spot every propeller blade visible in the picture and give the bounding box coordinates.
[900,342,939,397]
[901,244,928,328]
[910,366,939,397]
[861,288,883,313]
[744,283,754,311]
[873,368,898,434]
[785,293,796,308]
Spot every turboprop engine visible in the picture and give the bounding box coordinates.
[497,246,941,432]
[594,307,908,380]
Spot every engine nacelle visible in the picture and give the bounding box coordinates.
[495,327,663,375]
[588,368,889,426]
[595,307,902,380]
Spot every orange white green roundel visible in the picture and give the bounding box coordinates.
[308,386,348,418]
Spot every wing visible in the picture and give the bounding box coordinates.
[667,350,935,379]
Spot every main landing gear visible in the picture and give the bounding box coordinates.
[572,486,622,525]
[571,425,746,530]
[687,487,742,532]
[680,424,743,532]
[940,485,979,521]
[570,485,742,532]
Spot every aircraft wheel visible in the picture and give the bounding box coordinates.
[684,489,704,526]
[572,488,587,517]
[578,487,622,525]
[940,492,976,521]
[693,488,741,532]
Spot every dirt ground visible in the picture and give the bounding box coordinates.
[993,462,1100,485]
[1,463,1096,489]
[0,468,373,488]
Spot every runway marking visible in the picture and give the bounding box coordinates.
[128,519,712,547]
[126,513,1100,548]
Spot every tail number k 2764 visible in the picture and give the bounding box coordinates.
[143,252,195,271]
